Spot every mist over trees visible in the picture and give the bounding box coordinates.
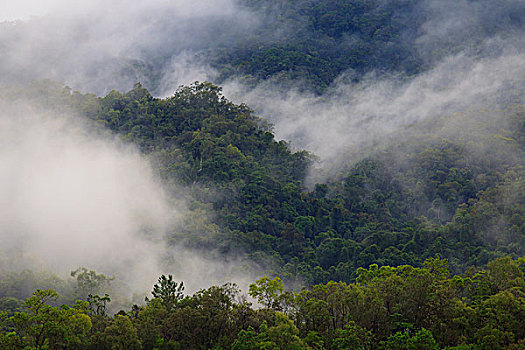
[0,0,524,349]
[5,80,520,281]
[1,0,523,95]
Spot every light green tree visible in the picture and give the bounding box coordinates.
[103,315,141,350]
[11,289,92,349]
[249,276,284,309]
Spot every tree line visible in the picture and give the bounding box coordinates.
[1,256,524,349]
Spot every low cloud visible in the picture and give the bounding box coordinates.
[0,100,259,298]
[0,0,256,94]
[0,101,172,291]
[223,35,525,182]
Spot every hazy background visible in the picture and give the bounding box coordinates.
[0,0,261,297]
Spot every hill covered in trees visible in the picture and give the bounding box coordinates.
[2,80,522,285]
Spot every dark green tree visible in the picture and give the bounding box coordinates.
[151,275,184,311]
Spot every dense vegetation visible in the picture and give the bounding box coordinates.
[2,80,523,286]
[1,256,524,349]
[1,50,524,350]
[88,82,523,282]
[213,0,421,92]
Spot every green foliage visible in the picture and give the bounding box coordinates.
[0,298,24,316]
[87,294,111,317]
[10,289,92,349]
[249,276,284,310]
[0,257,524,348]
[0,0,523,346]
[214,0,423,92]
[380,328,438,350]
[332,322,373,349]
[232,313,307,350]
[103,315,141,350]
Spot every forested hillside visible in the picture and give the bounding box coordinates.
[3,80,522,285]
[0,0,524,348]
[214,0,422,91]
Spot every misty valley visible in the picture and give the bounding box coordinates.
[0,0,524,349]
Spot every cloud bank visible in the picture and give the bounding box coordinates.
[219,0,525,178]
[0,100,258,297]
[0,101,172,291]
[0,0,254,94]
[224,41,525,174]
